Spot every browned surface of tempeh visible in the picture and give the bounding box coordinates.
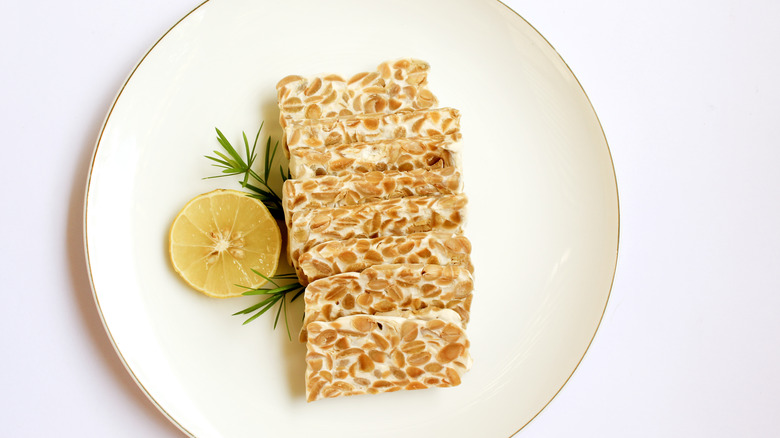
[288,135,461,179]
[276,58,437,130]
[288,194,468,270]
[276,59,475,401]
[298,232,473,285]
[300,264,474,342]
[305,312,471,402]
[282,167,462,227]
[284,108,460,156]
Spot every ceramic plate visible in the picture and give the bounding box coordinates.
[85,0,619,436]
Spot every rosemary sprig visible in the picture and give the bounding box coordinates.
[233,270,305,339]
[204,123,302,335]
[204,122,286,220]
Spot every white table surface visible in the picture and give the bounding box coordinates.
[2,0,778,436]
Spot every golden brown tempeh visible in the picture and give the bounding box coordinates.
[276,58,437,129]
[300,264,474,342]
[288,194,468,271]
[297,232,473,285]
[305,311,472,402]
[284,108,460,156]
[282,167,462,227]
[275,59,475,402]
[287,134,461,179]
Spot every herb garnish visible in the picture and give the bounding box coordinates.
[233,271,305,339]
[205,124,303,336]
[204,122,289,220]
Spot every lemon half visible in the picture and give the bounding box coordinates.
[168,189,282,298]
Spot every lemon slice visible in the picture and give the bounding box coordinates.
[168,189,282,298]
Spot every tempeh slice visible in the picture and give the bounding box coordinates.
[288,194,468,271]
[300,264,474,342]
[285,108,460,156]
[298,232,473,284]
[305,311,472,402]
[282,167,462,227]
[288,135,461,179]
[276,58,437,129]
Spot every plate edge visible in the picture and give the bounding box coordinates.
[82,1,213,437]
[492,0,621,436]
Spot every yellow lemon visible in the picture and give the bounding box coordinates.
[168,189,282,298]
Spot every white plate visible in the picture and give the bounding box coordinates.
[84,0,618,436]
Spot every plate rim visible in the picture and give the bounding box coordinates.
[83,2,211,436]
[491,0,621,434]
[82,1,620,436]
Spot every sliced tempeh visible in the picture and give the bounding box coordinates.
[285,108,460,156]
[300,264,474,342]
[282,167,462,227]
[305,310,472,402]
[288,134,461,179]
[276,58,437,130]
[288,194,468,271]
[297,232,473,284]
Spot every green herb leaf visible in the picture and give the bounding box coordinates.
[205,123,300,336]
[233,271,304,338]
[204,124,288,222]
[241,283,301,296]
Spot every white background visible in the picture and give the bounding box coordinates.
[2,0,778,436]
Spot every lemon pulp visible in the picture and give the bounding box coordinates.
[168,189,282,298]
